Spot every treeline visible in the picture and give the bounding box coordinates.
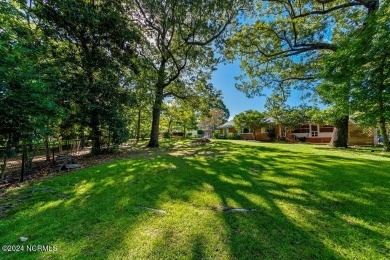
[1,0,389,155]
[0,0,239,158]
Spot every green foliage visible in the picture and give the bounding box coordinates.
[213,132,226,139]
[226,133,241,140]
[266,127,277,141]
[28,0,141,153]
[197,130,205,137]
[225,0,377,147]
[132,0,243,147]
[233,110,269,132]
[0,1,60,146]
[163,132,172,139]
[224,0,372,101]
[318,1,390,150]
[225,0,375,98]
[160,99,198,138]
[265,94,311,128]
[212,132,241,140]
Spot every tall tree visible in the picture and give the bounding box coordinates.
[319,1,390,151]
[0,1,58,149]
[129,0,243,147]
[0,1,64,179]
[32,0,140,154]
[225,0,379,147]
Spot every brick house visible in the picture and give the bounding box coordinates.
[219,119,274,141]
[219,119,377,145]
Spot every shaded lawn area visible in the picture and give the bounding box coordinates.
[0,140,389,259]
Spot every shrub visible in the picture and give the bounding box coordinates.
[186,133,192,138]
[213,132,227,139]
[266,127,277,141]
[197,129,205,137]
[227,133,241,140]
[163,132,172,138]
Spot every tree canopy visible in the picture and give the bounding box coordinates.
[234,110,270,140]
[224,0,380,147]
[318,1,390,150]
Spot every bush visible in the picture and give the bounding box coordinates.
[266,127,277,141]
[227,133,241,140]
[186,133,192,138]
[197,130,205,137]
[163,132,172,138]
[213,132,227,139]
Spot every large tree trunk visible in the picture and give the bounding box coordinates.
[91,109,102,154]
[136,109,141,144]
[147,85,164,148]
[147,60,166,148]
[330,115,349,148]
[378,119,389,152]
[378,79,389,152]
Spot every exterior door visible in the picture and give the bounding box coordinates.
[311,125,318,137]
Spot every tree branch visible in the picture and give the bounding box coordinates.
[293,2,364,18]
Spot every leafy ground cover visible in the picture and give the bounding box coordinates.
[0,140,389,259]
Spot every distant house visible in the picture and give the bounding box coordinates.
[219,118,274,141]
[218,119,377,145]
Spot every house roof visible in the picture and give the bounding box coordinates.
[219,120,234,128]
[218,117,276,129]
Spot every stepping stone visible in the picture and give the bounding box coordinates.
[65,164,81,169]
[223,208,257,213]
[137,206,166,214]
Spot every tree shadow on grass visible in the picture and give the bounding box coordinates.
[0,141,389,259]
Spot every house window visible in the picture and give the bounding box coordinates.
[261,127,266,134]
[319,125,334,133]
[311,131,318,137]
[240,128,251,134]
[291,125,310,133]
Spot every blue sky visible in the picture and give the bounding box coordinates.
[210,61,309,120]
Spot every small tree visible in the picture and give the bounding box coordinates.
[265,95,311,140]
[234,110,269,140]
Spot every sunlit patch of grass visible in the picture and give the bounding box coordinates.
[0,139,389,259]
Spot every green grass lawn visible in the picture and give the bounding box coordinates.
[1,140,389,259]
